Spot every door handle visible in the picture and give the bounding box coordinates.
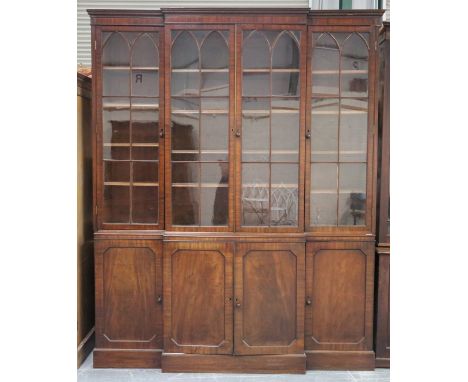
[235,298,241,308]
[305,129,311,139]
[157,295,162,304]
[235,129,241,138]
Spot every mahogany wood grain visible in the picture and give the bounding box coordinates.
[375,248,390,367]
[94,349,161,368]
[162,353,306,373]
[306,350,374,370]
[94,239,163,361]
[234,242,305,355]
[164,241,233,354]
[305,241,375,353]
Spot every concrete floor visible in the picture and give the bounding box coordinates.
[78,352,390,382]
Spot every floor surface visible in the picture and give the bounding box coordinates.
[78,352,390,382]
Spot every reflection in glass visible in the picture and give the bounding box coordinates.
[104,161,130,182]
[133,162,158,183]
[340,98,368,162]
[132,187,158,223]
[243,31,270,69]
[132,33,158,68]
[311,163,338,226]
[243,73,270,96]
[312,33,339,96]
[170,29,230,227]
[242,163,270,226]
[271,164,298,226]
[242,114,269,162]
[338,163,366,226]
[201,32,228,69]
[172,31,199,69]
[103,186,129,223]
[102,33,129,66]
[311,98,339,162]
[132,70,158,97]
[103,69,129,97]
[272,32,299,69]
[272,72,299,96]
[271,113,299,162]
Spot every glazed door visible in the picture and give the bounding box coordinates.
[234,242,305,355]
[164,241,234,354]
[165,25,235,231]
[94,240,163,350]
[97,27,165,230]
[235,25,306,233]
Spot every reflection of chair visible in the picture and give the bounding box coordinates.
[242,183,298,226]
[271,186,298,226]
[350,192,366,225]
[242,183,269,225]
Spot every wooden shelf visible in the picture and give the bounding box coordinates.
[311,190,366,194]
[172,69,228,73]
[172,183,229,188]
[312,70,368,75]
[242,183,298,188]
[243,150,298,154]
[103,66,159,70]
[172,150,228,154]
[104,143,159,147]
[243,69,300,73]
[103,103,159,110]
[242,109,299,114]
[172,110,229,114]
[104,182,159,187]
[311,110,367,115]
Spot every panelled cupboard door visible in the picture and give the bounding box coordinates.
[94,240,163,350]
[234,242,305,355]
[164,241,234,354]
[305,241,374,351]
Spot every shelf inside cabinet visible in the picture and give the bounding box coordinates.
[312,70,368,75]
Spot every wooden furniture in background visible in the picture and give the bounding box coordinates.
[77,69,95,366]
[88,8,384,373]
[375,20,390,368]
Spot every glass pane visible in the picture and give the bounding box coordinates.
[201,72,228,96]
[171,72,200,96]
[172,31,199,69]
[102,33,129,66]
[171,113,199,161]
[200,163,229,226]
[201,32,228,69]
[172,187,200,225]
[243,31,270,69]
[132,147,158,161]
[200,187,228,226]
[272,32,300,69]
[338,163,366,226]
[311,98,339,162]
[103,100,130,144]
[131,110,159,144]
[201,97,228,111]
[133,161,158,183]
[271,97,299,113]
[242,112,269,162]
[172,162,199,185]
[103,69,129,96]
[271,164,298,226]
[200,114,228,161]
[132,186,158,223]
[132,33,158,68]
[271,113,299,162]
[242,163,270,226]
[104,161,130,182]
[103,186,129,223]
[341,34,368,97]
[172,97,199,112]
[340,99,368,162]
[272,72,300,96]
[132,70,158,97]
[310,163,338,225]
[312,34,339,96]
[243,73,270,96]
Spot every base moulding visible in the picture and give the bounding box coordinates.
[306,350,375,370]
[161,353,306,374]
[93,349,162,368]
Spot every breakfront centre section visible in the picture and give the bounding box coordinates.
[89,8,383,373]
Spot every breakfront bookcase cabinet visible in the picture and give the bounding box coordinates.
[89,8,384,373]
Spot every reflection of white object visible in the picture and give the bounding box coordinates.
[242,182,298,226]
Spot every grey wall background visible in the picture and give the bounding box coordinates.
[77,0,389,67]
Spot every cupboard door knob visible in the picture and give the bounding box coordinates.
[235,129,241,137]
[236,302,241,308]
[306,298,312,305]
[159,128,164,138]
[305,130,311,139]
[157,295,162,304]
